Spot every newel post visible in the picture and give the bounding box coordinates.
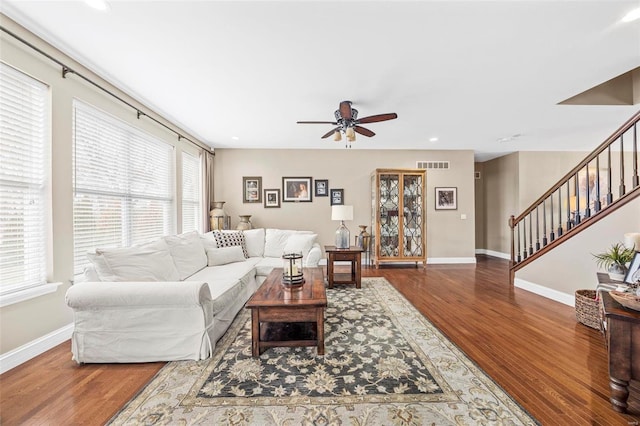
[509,215,516,285]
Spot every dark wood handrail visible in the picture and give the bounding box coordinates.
[513,109,640,224]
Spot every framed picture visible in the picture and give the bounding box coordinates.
[263,188,280,208]
[435,187,457,210]
[282,177,313,202]
[330,188,344,205]
[243,176,262,203]
[625,252,640,284]
[315,179,329,197]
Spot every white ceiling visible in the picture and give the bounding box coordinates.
[2,1,639,161]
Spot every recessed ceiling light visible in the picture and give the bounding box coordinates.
[496,133,522,143]
[84,0,110,11]
[622,7,640,22]
[231,136,239,141]
[429,137,438,142]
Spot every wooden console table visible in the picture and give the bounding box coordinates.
[324,245,363,289]
[599,290,640,413]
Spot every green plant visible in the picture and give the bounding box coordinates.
[592,243,635,270]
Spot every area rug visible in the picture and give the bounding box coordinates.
[108,277,538,425]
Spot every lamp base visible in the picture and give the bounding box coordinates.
[335,221,350,249]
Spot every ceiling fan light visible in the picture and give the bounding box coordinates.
[347,133,356,142]
[346,127,355,139]
[334,130,342,141]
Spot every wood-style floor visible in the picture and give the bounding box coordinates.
[1,255,639,425]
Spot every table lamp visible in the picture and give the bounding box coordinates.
[332,205,353,249]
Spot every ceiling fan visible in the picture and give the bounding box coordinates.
[297,101,398,147]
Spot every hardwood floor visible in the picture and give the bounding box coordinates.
[1,255,639,425]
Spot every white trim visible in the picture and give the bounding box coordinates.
[0,323,74,374]
[427,257,477,264]
[475,249,510,260]
[514,278,574,306]
[0,282,63,308]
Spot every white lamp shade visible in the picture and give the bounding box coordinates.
[624,233,640,251]
[332,205,353,221]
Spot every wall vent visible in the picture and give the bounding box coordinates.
[475,171,481,179]
[417,160,450,170]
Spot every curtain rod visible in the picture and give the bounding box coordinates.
[0,24,213,154]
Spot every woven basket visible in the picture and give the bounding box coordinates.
[575,289,599,329]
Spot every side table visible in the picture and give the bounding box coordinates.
[324,245,363,289]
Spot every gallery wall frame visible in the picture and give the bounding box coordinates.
[282,177,313,202]
[315,179,328,197]
[264,188,281,208]
[330,188,344,205]
[243,176,262,203]
[435,187,457,210]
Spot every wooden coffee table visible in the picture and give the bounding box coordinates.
[246,267,326,357]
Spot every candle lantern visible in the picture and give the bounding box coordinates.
[282,252,304,287]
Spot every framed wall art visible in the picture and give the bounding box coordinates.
[282,177,313,202]
[330,188,344,205]
[263,188,280,208]
[625,252,640,285]
[315,179,329,197]
[435,187,457,210]
[243,176,262,203]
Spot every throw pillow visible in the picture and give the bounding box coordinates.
[283,233,317,259]
[242,228,265,257]
[213,231,248,258]
[163,231,207,280]
[206,246,246,266]
[264,229,296,258]
[93,239,181,282]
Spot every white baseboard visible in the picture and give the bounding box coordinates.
[475,249,510,260]
[0,323,73,374]
[427,257,477,264]
[514,278,574,307]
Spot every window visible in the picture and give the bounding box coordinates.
[0,63,49,296]
[73,101,175,275]
[182,151,201,233]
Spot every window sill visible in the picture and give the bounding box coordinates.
[0,283,63,308]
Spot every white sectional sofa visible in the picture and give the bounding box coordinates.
[65,228,321,363]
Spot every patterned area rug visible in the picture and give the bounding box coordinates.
[109,277,538,425]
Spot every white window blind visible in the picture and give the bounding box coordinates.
[0,63,49,294]
[73,101,175,275]
[181,151,201,233]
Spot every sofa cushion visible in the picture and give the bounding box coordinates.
[92,239,181,282]
[206,246,246,266]
[283,233,317,259]
[164,231,207,280]
[242,228,265,258]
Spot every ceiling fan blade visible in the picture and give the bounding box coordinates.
[321,127,341,139]
[354,126,375,137]
[355,113,398,124]
[339,101,352,120]
[297,121,338,124]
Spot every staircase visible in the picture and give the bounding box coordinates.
[509,110,640,282]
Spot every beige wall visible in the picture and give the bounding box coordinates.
[0,16,205,354]
[214,149,477,259]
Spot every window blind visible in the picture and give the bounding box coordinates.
[73,101,175,275]
[0,63,49,294]
[181,151,201,233]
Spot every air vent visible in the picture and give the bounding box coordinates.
[417,160,450,170]
[475,171,481,179]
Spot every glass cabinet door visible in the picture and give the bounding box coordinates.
[402,174,423,257]
[379,174,399,258]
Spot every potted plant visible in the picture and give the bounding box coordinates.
[593,242,636,281]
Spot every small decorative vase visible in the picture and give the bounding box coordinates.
[209,201,226,230]
[356,225,371,251]
[608,264,627,282]
[236,215,253,230]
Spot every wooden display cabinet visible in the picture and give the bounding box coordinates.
[370,168,426,268]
